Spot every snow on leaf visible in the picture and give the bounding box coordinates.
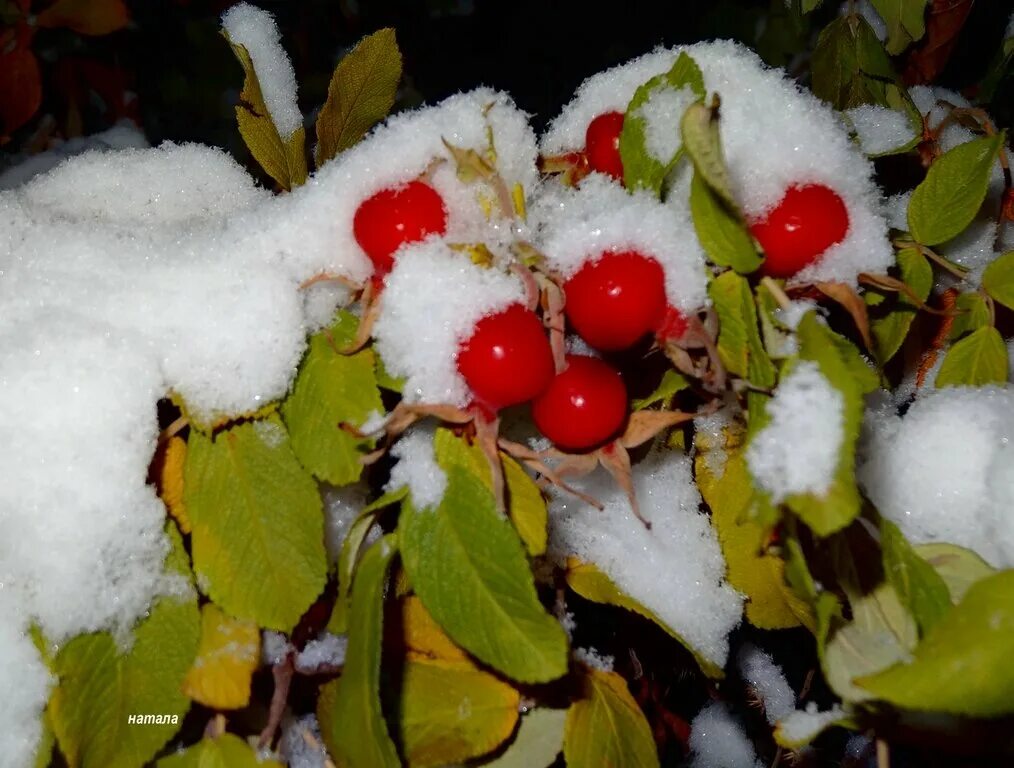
[318,535,401,768]
[935,326,1009,387]
[482,708,566,768]
[982,251,1014,311]
[316,28,402,166]
[184,418,327,631]
[563,667,660,768]
[181,603,260,710]
[156,732,282,768]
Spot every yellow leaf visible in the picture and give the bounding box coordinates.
[36,0,129,35]
[158,436,190,534]
[695,425,815,631]
[182,603,260,709]
[223,38,307,190]
[399,596,469,663]
[511,182,526,221]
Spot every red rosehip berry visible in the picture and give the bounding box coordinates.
[532,355,627,452]
[749,184,849,278]
[656,305,688,341]
[353,180,448,278]
[564,251,667,351]
[585,111,625,181]
[456,304,555,411]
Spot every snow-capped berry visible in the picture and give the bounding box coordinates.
[532,355,628,452]
[750,185,849,278]
[456,304,555,411]
[353,180,448,277]
[585,111,625,181]
[564,250,666,350]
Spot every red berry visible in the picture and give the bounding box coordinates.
[532,355,627,452]
[564,251,666,350]
[456,304,555,411]
[656,305,688,341]
[585,111,625,181]
[749,184,849,278]
[353,180,448,277]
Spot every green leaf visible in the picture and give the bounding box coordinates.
[689,170,762,273]
[914,543,996,604]
[184,418,327,631]
[619,52,705,194]
[50,527,200,768]
[856,570,1014,716]
[869,247,932,363]
[157,733,282,768]
[681,100,738,209]
[982,251,1014,311]
[947,291,990,341]
[811,15,895,109]
[880,518,951,636]
[708,271,777,387]
[908,133,1005,246]
[399,464,568,684]
[316,28,402,166]
[397,658,520,767]
[482,708,566,768]
[281,312,383,486]
[632,369,689,411]
[935,326,1009,387]
[222,36,307,190]
[869,0,929,54]
[563,668,660,768]
[318,536,400,768]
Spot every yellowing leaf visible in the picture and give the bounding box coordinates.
[316,28,402,165]
[36,0,129,35]
[483,708,566,768]
[157,732,282,768]
[564,667,659,768]
[182,604,260,710]
[223,37,308,190]
[914,543,995,604]
[400,596,469,664]
[398,658,520,767]
[158,435,190,534]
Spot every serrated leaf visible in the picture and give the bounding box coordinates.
[681,100,738,209]
[880,518,951,637]
[689,170,762,273]
[157,434,190,534]
[157,733,282,768]
[982,251,1014,311]
[181,603,260,709]
[564,558,723,679]
[397,658,520,767]
[947,291,990,341]
[913,543,995,604]
[184,418,327,631]
[811,15,895,109]
[708,271,777,387]
[870,0,929,54]
[223,37,307,190]
[619,52,705,194]
[399,464,568,684]
[563,667,660,768]
[632,369,689,410]
[856,570,1014,715]
[318,536,400,768]
[869,247,932,363]
[483,708,566,768]
[908,133,1005,246]
[935,325,1008,387]
[281,312,383,486]
[316,28,402,165]
[433,428,548,556]
[50,528,199,768]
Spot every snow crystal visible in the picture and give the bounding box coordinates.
[776,299,818,332]
[637,85,697,162]
[737,644,795,724]
[531,174,708,314]
[747,361,844,502]
[373,240,526,406]
[386,425,448,509]
[688,702,762,768]
[560,611,577,639]
[0,595,52,768]
[548,451,742,668]
[541,42,893,285]
[845,105,917,156]
[262,631,293,665]
[573,647,615,672]
[859,386,1014,567]
[295,632,348,672]
[221,3,302,139]
[279,714,328,768]
[302,280,350,331]
[694,405,735,480]
[321,483,370,566]
[777,702,845,745]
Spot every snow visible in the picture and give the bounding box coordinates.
[688,702,762,768]
[636,85,697,162]
[841,0,888,43]
[776,702,845,746]
[541,41,894,285]
[373,240,526,406]
[573,647,615,672]
[385,425,448,509]
[548,451,742,668]
[859,386,1014,567]
[845,105,917,156]
[747,361,844,502]
[221,3,302,140]
[0,595,52,768]
[737,644,794,724]
[530,174,709,315]
[295,632,348,672]
[321,483,371,566]
[694,405,735,480]
[262,631,293,665]
[279,714,328,768]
